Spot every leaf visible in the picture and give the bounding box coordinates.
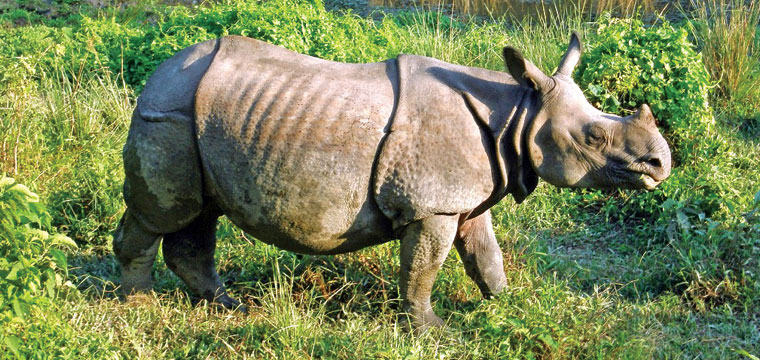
[0,176,14,188]
[505,318,526,329]
[676,210,691,231]
[5,262,23,281]
[8,184,39,203]
[49,249,68,273]
[11,298,25,317]
[50,234,77,249]
[46,276,56,298]
[732,348,760,360]
[4,335,21,357]
[538,334,558,350]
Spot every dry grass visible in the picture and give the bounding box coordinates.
[686,0,760,114]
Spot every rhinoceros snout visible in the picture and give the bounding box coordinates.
[639,154,670,182]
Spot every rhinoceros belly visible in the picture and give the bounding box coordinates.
[194,36,396,254]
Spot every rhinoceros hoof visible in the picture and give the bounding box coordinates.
[119,274,153,296]
[213,294,247,314]
[400,309,445,334]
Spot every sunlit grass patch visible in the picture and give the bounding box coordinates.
[685,0,760,119]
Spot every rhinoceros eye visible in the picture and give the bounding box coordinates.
[586,124,606,147]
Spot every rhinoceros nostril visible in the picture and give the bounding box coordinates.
[643,157,662,169]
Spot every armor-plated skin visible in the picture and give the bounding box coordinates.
[194,37,397,254]
[113,34,671,332]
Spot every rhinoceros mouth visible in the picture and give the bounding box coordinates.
[625,171,661,190]
[638,173,661,190]
[609,164,661,190]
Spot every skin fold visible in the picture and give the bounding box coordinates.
[113,33,671,332]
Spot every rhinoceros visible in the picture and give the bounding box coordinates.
[113,33,671,331]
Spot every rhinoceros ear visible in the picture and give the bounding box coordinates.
[503,47,552,92]
[555,31,582,77]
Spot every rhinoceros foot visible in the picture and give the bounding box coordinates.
[212,293,247,314]
[399,307,446,334]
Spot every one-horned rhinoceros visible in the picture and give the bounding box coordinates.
[114,33,671,331]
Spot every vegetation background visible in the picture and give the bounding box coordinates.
[0,0,758,358]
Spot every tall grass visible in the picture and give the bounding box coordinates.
[0,66,131,247]
[685,0,760,118]
[371,0,658,18]
[383,3,585,73]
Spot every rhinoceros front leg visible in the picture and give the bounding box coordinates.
[399,214,458,332]
[454,210,507,298]
[162,206,245,312]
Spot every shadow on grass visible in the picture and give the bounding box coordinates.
[735,116,760,143]
[66,242,405,319]
[521,219,685,302]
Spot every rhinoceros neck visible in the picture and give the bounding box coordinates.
[465,85,539,219]
[502,87,540,203]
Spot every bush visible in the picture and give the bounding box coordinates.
[74,0,391,92]
[0,176,76,315]
[0,26,74,91]
[0,176,76,356]
[575,16,715,141]
[0,176,78,356]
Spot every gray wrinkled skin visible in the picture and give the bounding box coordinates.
[113,33,671,332]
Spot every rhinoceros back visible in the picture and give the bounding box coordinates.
[194,36,396,253]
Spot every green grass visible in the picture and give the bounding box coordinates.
[1,0,759,358]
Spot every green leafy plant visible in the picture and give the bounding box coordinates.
[0,176,79,357]
[0,176,76,316]
[69,0,392,92]
[575,16,715,142]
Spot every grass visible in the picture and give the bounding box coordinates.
[371,0,658,19]
[1,0,759,358]
[685,0,760,119]
[0,65,130,248]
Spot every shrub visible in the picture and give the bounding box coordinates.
[0,176,76,316]
[72,0,391,92]
[575,16,714,141]
[0,25,75,91]
[0,176,78,357]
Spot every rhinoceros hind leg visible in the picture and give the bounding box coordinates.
[162,205,245,312]
[114,209,161,294]
[398,214,458,333]
[454,211,507,298]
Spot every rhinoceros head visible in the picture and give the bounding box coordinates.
[504,33,671,190]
